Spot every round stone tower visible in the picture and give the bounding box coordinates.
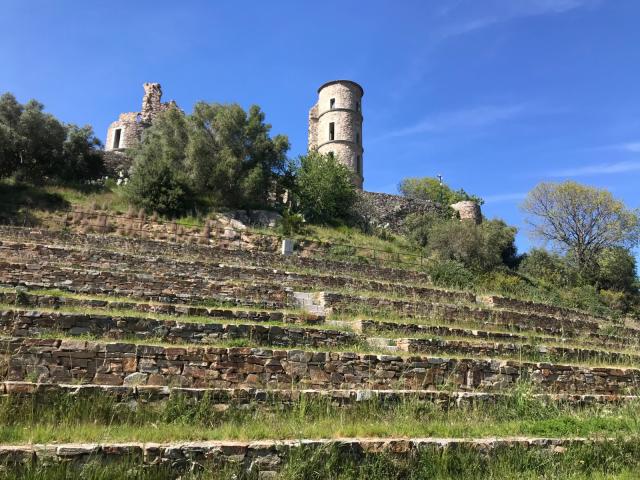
[308,80,364,189]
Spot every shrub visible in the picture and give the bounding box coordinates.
[427,259,476,289]
[518,249,576,288]
[424,219,518,273]
[125,156,193,217]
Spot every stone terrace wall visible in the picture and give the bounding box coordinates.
[4,338,640,394]
[480,295,610,324]
[0,240,470,302]
[0,261,288,308]
[0,438,601,476]
[396,337,639,365]
[0,291,322,325]
[0,227,434,286]
[0,310,356,349]
[321,293,612,337]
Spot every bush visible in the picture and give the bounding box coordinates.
[427,259,476,289]
[595,247,637,293]
[424,219,518,273]
[518,249,576,288]
[125,156,193,217]
[292,151,358,225]
[480,271,531,298]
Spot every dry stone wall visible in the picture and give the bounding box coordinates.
[0,437,606,476]
[0,309,355,349]
[4,338,640,394]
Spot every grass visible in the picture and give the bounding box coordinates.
[1,385,640,445]
[279,441,640,480]
[6,440,640,479]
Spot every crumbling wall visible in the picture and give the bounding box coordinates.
[105,83,178,153]
[355,191,445,233]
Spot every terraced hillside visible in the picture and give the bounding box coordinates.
[1,225,640,479]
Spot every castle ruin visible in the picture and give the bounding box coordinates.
[105,83,178,152]
[308,80,364,189]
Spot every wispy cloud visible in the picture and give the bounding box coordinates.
[379,103,530,140]
[550,160,640,177]
[483,192,528,204]
[612,142,640,153]
[436,0,602,40]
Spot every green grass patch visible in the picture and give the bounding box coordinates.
[1,385,640,444]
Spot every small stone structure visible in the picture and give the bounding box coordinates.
[105,83,178,152]
[309,80,364,189]
[451,200,482,224]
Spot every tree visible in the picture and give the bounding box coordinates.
[421,218,518,273]
[127,103,290,215]
[522,181,640,274]
[399,177,483,205]
[59,125,104,182]
[14,100,67,183]
[185,103,289,208]
[518,248,577,288]
[595,247,637,293]
[126,109,192,216]
[293,151,357,224]
[0,92,104,183]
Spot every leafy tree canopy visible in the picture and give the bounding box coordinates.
[522,181,640,274]
[399,177,483,205]
[291,151,358,225]
[0,92,103,184]
[127,103,290,216]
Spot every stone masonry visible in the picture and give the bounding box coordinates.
[105,82,178,152]
[309,80,364,189]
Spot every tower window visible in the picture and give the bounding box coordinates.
[113,128,122,149]
[356,101,361,112]
[330,98,335,109]
[329,122,335,141]
[357,155,362,175]
[356,132,360,144]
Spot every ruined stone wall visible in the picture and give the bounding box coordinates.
[5,338,640,393]
[355,191,445,233]
[105,112,143,151]
[105,83,178,153]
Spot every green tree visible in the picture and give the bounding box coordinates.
[14,100,67,183]
[0,93,23,178]
[518,248,576,288]
[595,247,637,293]
[522,181,640,274]
[293,151,357,224]
[59,125,104,182]
[399,177,483,205]
[126,109,192,216]
[0,93,104,183]
[186,103,289,208]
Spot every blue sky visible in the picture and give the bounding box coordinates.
[2,0,639,256]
